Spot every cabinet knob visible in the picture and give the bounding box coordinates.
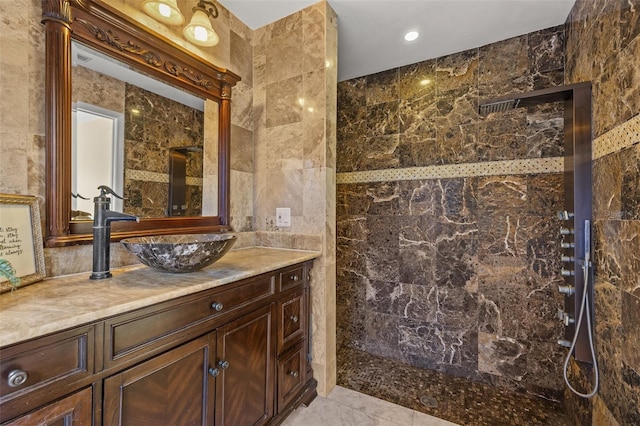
[208,367,220,377]
[7,369,28,388]
[211,302,224,312]
[290,275,299,282]
[218,360,230,369]
[290,315,299,323]
[289,371,299,378]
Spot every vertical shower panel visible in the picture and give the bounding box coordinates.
[480,82,593,363]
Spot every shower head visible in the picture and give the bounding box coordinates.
[478,98,521,115]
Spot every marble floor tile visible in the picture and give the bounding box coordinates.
[283,386,457,426]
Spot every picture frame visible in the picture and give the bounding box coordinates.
[0,194,46,293]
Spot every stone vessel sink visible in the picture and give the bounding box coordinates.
[121,233,237,273]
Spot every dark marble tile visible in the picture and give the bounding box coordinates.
[479,35,531,98]
[398,95,438,137]
[337,78,367,110]
[529,25,566,75]
[366,100,399,137]
[398,319,478,373]
[620,143,640,220]
[363,311,399,354]
[620,0,640,52]
[436,48,479,92]
[364,181,402,216]
[593,152,622,220]
[621,291,640,375]
[594,219,640,296]
[335,270,367,349]
[527,173,564,216]
[435,236,478,289]
[436,86,479,126]
[525,102,564,158]
[433,122,478,165]
[397,59,436,100]
[359,134,400,170]
[397,133,438,167]
[365,68,398,106]
[477,109,527,161]
[337,183,371,216]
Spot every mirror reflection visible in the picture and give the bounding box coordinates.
[71,41,211,220]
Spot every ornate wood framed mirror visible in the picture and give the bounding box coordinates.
[41,0,240,247]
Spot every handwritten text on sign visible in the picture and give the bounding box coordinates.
[0,204,36,280]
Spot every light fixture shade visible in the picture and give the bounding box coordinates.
[142,0,185,26]
[183,9,220,47]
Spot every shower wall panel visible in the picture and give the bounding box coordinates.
[337,26,567,398]
[564,1,640,422]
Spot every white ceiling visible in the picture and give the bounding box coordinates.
[217,0,576,81]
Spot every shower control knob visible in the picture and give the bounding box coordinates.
[560,228,575,235]
[558,285,575,296]
[561,242,575,249]
[561,255,575,263]
[561,269,575,277]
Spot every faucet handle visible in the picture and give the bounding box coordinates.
[98,185,125,200]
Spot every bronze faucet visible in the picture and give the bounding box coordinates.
[90,186,138,280]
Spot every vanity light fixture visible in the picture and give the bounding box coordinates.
[142,0,220,47]
[142,0,185,26]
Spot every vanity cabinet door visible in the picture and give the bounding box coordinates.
[3,387,92,426]
[214,304,275,426]
[103,333,216,426]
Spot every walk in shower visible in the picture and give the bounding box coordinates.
[335,25,594,424]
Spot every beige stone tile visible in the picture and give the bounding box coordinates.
[230,81,253,130]
[303,69,327,120]
[266,13,303,85]
[230,30,253,87]
[411,411,459,426]
[230,124,253,172]
[256,123,304,172]
[283,394,354,425]
[302,2,326,75]
[303,117,326,169]
[266,76,303,128]
[229,170,253,232]
[327,386,415,425]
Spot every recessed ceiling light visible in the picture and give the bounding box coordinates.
[404,31,419,42]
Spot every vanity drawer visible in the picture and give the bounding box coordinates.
[105,274,275,367]
[277,288,306,353]
[277,342,306,413]
[279,265,305,292]
[0,326,94,402]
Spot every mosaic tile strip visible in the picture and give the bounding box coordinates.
[336,157,564,184]
[126,169,203,186]
[593,114,640,160]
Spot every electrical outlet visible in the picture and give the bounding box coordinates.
[275,208,291,227]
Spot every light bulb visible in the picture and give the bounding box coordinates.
[194,26,208,42]
[158,3,171,17]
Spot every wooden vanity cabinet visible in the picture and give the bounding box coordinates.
[0,260,315,426]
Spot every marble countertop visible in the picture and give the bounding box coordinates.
[0,247,319,348]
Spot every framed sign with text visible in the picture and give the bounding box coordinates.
[0,194,46,293]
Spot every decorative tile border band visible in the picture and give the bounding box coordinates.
[126,169,203,186]
[593,114,640,160]
[336,157,564,184]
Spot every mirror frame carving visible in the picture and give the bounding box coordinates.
[41,0,240,247]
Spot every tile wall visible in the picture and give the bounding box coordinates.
[564,0,640,423]
[0,0,338,396]
[252,2,338,395]
[336,27,569,399]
